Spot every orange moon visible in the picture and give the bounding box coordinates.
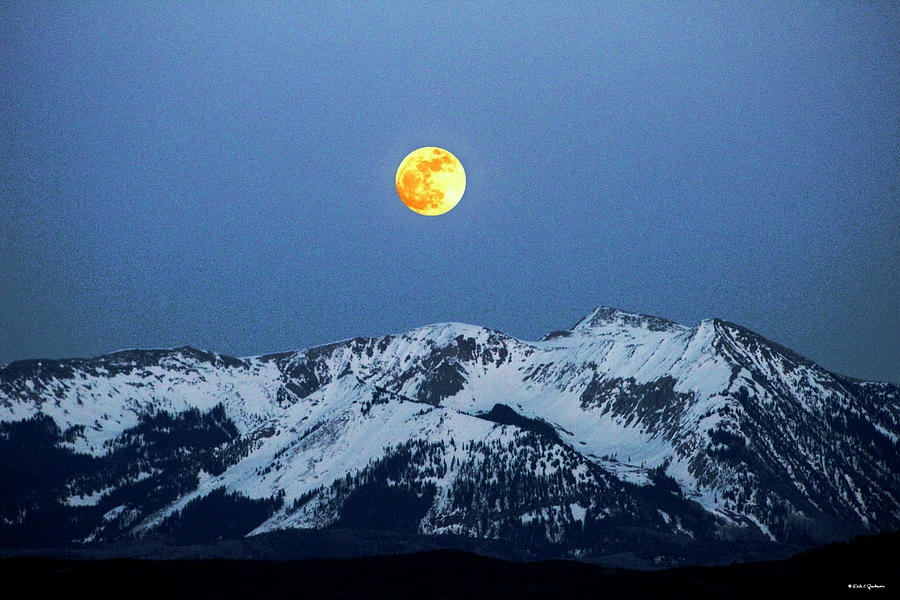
[395,147,466,216]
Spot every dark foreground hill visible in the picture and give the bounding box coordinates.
[1,531,896,599]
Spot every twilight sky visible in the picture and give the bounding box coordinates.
[1,2,898,383]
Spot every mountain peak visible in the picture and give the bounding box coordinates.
[570,306,688,334]
[0,304,897,557]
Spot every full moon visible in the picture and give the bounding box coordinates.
[395,147,466,216]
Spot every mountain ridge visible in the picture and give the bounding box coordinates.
[1,306,897,563]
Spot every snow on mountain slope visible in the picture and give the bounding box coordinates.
[0,347,284,454]
[0,307,897,554]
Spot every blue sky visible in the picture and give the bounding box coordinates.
[1,2,898,382]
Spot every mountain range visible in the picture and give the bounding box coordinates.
[1,306,897,565]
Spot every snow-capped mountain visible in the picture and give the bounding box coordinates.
[1,307,897,561]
